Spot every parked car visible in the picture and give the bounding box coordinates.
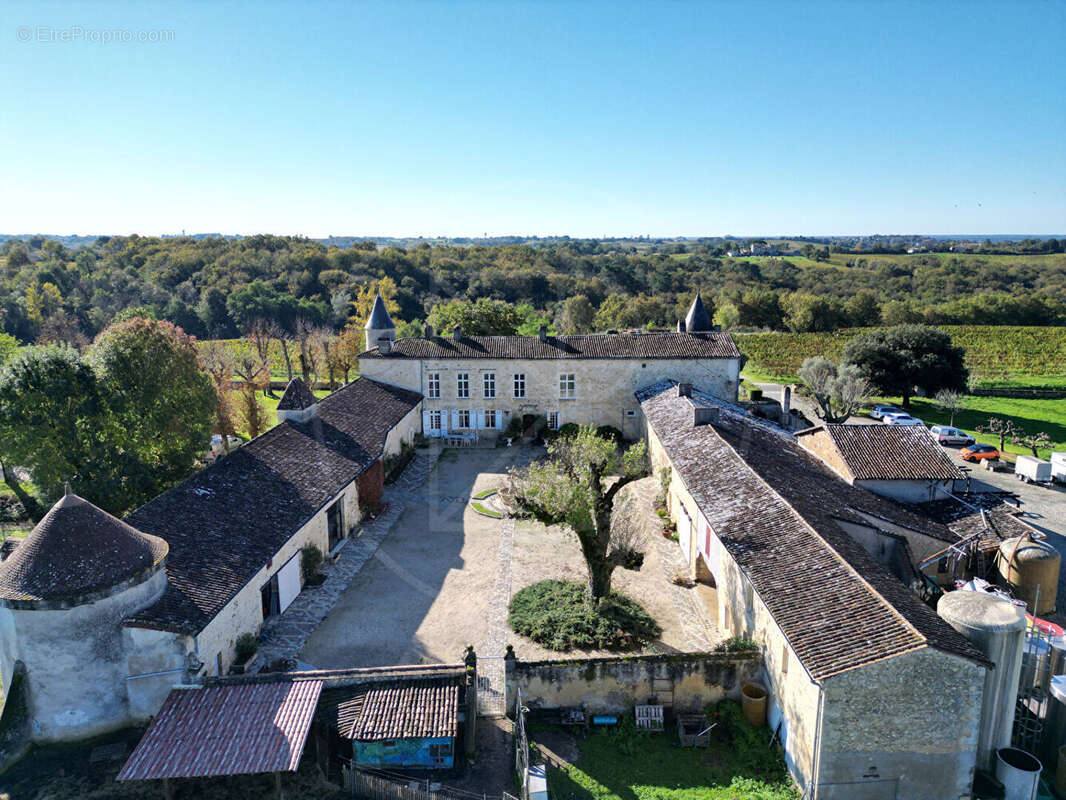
[1015,455,1053,484]
[960,444,1000,462]
[883,414,924,427]
[870,405,903,420]
[929,425,976,446]
[208,434,244,460]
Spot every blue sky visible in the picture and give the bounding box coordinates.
[2,1,1064,237]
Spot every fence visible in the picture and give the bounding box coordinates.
[514,687,529,799]
[342,764,518,800]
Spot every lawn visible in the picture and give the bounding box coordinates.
[880,395,1066,459]
[545,706,798,800]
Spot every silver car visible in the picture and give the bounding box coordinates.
[929,424,975,446]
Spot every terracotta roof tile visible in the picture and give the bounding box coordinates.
[360,331,740,360]
[124,378,421,634]
[637,381,987,680]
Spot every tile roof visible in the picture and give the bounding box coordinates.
[323,678,460,741]
[0,494,168,604]
[276,377,317,411]
[798,424,964,482]
[117,680,322,780]
[638,381,987,680]
[359,331,741,360]
[124,378,421,634]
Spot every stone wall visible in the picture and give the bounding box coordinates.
[817,648,985,800]
[384,402,422,456]
[511,651,761,715]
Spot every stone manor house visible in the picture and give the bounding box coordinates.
[0,292,1025,799]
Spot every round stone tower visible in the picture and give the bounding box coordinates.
[364,292,396,352]
[0,493,169,741]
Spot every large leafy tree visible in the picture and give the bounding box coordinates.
[0,346,118,517]
[427,298,523,336]
[90,318,216,507]
[843,324,968,409]
[507,427,648,600]
[798,356,870,423]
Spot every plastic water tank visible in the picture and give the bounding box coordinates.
[938,590,1027,770]
[998,536,1061,615]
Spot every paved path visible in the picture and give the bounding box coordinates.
[257,447,442,667]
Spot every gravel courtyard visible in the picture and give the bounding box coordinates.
[299,445,718,670]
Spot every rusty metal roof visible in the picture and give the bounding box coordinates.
[117,680,323,781]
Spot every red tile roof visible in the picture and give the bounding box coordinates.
[360,331,741,360]
[638,381,987,680]
[117,680,322,780]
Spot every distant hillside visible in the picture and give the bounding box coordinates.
[737,326,1066,388]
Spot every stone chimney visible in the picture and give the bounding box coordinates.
[453,326,462,341]
[677,382,693,398]
[538,324,548,342]
[692,405,719,427]
[378,338,392,355]
[676,319,686,333]
[424,324,434,338]
[781,385,792,429]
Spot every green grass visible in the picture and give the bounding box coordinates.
[471,501,503,518]
[870,395,1066,459]
[473,487,498,499]
[547,706,798,800]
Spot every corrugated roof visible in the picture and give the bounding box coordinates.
[638,381,987,680]
[359,331,741,360]
[0,494,167,603]
[117,681,323,781]
[798,424,964,481]
[124,378,421,634]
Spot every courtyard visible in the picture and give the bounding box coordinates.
[298,444,720,671]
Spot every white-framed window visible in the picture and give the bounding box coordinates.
[485,409,497,429]
[458,409,471,428]
[429,410,443,430]
[483,372,496,398]
[427,372,440,399]
[457,373,470,399]
[547,411,560,430]
[559,373,576,398]
[513,373,526,398]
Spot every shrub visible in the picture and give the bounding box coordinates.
[301,543,323,583]
[557,422,581,438]
[508,579,661,651]
[506,416,524,437]
[235,632,258,663]
[714,635,758,653]
[595,425,623,445]
[707,698,788,782]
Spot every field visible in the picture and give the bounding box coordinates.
[736,326,1066,388]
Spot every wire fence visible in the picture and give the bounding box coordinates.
[341,761,516,800]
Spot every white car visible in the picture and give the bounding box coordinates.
[870,405,903,420]
[929,425,976,446]
[883,414,924,427]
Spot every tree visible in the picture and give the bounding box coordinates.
[842,324,968,409]
[0,332,19,364]
[735,289,784,330]
[1013,429,1051,458]
[781,292,845,333]
[351,278,400,324]
[557,294,595,334]
[844,290,882,327]
[90,318,216,506]
[428,298,523,336]
[334,323,364,383]
[199,341,238,454]
[934,389,965,427]
[507,426,648,600]
[0,346,115,515]
[247,319,280,396]
[233,350,271,439]
[798,356,870,423]
[976,417,1018,453]
[712,302,740,331]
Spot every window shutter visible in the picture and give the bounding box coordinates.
[422,410,431,434]
[451,410,459,430]
[475,410,484,430]
[496,411,504,430]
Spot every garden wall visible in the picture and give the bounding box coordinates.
[509,651,760,715]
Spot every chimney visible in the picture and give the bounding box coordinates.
[781,385,792,429]
[453,326,462,341]
[692,406,719,427]
[424,324,434,338]
[378,338,392,354]
[676,319,686,333]
[677,382,693,398]
[538,324,548,342]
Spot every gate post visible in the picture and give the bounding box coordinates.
[504,644,516,716]
[463,645,478,758]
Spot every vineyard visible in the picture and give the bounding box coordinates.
[736,326,1066,388]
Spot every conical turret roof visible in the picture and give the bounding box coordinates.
[0,493,168,603]
[277,377,317,411]
[364,293,395,330]
[684,292,713,332]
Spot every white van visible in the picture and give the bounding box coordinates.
[929,425,976,446]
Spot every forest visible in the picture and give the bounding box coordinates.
[1,234,1065,346]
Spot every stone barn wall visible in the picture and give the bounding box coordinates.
[510,652,761,715]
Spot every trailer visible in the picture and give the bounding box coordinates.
[1051,453,1066,484]
[1015,455,1053,485]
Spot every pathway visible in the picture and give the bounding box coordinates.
[257,447,441,667]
